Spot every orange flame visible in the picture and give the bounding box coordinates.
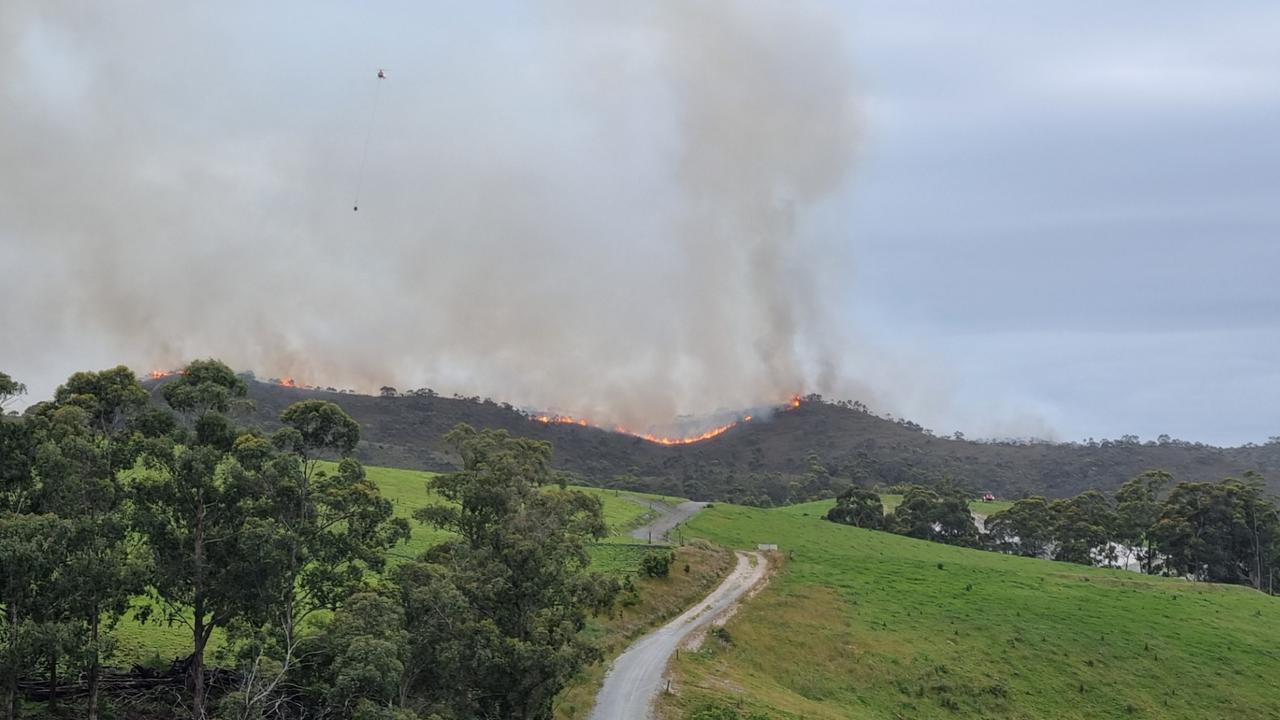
[147,368,190,379]
[640,422,737,445]
[279,377,298,388]
[533,413,738,445]
[530,395,800,446]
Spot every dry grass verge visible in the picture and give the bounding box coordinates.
[554,540,736,720]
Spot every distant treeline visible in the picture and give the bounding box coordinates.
[773,394,1276,449]
[827,473,1280,592]
[0,364,618,720]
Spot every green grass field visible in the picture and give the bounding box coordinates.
[663,502,1280,719]
[321,462,685,567]
[877,494,1013,517]
[112,463,683,666]
[327,463,682,561]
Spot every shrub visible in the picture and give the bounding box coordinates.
[641,551,675,578]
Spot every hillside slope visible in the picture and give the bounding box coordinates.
[662,502,1280,719]
[148,379,1280,500]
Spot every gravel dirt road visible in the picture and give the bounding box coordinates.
[588,550,769,720]
[627,499,709,543]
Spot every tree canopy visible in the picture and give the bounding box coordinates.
[825,486,884,529]
[397,424,618,720]
[829,472,1280,591]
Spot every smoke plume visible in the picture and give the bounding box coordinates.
[0,1,859,432]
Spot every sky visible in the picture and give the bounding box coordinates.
[831,3,1280,444]
[2,2,1278,445]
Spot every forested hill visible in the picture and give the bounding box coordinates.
[149,379,1280,502]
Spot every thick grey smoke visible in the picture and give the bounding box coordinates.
[0,1,859,432]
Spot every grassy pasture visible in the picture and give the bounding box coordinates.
[327,463,681,561]
[112,463,683,665]
[663,503,1280,719]
[875,494,1013,517]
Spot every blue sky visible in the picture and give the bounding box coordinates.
[2,2,1278,444]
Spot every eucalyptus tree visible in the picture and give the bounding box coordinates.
[888,484,979,547]
[1049,490,1116,566]
[1114,470,1171,573]
[40,367,154,718]
[224,400,407,716]
[0,513,70,720]
[132,360,280,718]
[984,497,1054,558]
[0,373,24,414]
[1153,476,1279,588]
[132,442,284,719]
[399,424,618,720]
[826,486,885,529]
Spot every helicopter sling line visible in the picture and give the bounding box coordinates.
[353,68,387,212]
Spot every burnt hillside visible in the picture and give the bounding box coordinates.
[149,379,1280,503]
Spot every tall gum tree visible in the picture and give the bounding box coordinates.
[132,360,278,719]
[226,399,407,713]
[0,513,71,720]
[401,424,618,719]
[1114,470,1172,573]
[37,367,151,719]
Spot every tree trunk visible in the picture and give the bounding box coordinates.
[46,653,56,711]
[192,619,206,720]
[1250,517,1263,591]
[192,499,207,720]
[6,603,18,720]
[87,610,100,720]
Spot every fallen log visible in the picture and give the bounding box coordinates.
[15,660,237,702]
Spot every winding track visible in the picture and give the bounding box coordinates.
[627,499,708,543]
[590,500,769,720]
